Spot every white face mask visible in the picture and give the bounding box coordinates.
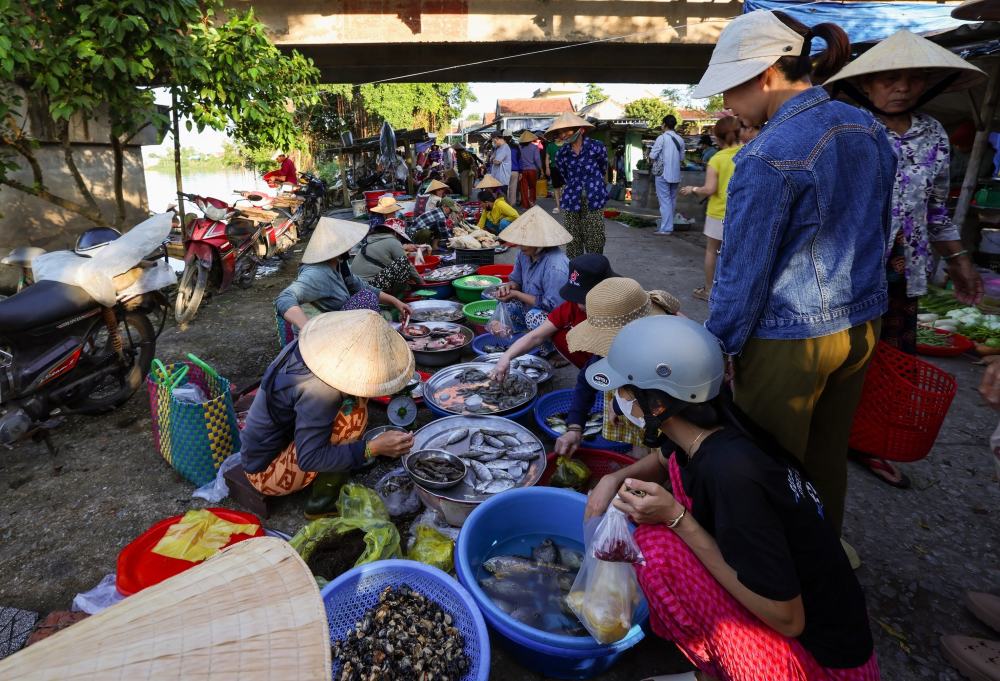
[615,391,645,429]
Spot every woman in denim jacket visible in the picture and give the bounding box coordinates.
[694,9,898,539]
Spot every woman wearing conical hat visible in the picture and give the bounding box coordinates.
[546,112,608,259]
[240,310,415,510]
[827,30,986,488]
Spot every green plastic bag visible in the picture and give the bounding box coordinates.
[333,516,402,566]
[337,483,390,522]
[407,524,455,573]
[550,456,591,490]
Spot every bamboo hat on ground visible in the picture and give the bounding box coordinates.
[425,179,450,194]
[0,538,331,680]
[567,277,681,357]
[498,205,573,248]
[518,131,539,144]
[370,195,404,214]
[475,174,505,190]
[302,216,369,264]
[545,113,595,138]
[299,309,415,397]
[826,30,987,98]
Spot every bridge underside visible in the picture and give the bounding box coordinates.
[283,41,715,84]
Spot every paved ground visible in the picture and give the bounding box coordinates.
[0,198,997,680]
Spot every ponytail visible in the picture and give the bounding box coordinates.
[772,11,851,84]
[713,116,742,147]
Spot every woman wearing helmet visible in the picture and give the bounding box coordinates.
[584,316,878,680]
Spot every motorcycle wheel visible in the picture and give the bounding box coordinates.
[234,254,258,289]
[175,262,208,325]
[69,311,156,414]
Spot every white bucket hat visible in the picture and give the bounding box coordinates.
[301,216,369,264]
[692,10,805,99]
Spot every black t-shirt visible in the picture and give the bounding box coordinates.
[677,428,874,669]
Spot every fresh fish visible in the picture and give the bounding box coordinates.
[480,428,516,438]
[557,572,576,593]
[482,434,506,449]
[497,434,521,447]
[469,445,503,457]
[557,547,584,571]
[550,423,568,435]
[427,428,469,448]
[483,479,515,494]
[511,442,541,453]
[485,460,517,471]
[585,415,603,427]
[584,424,602,437]
[510,607,542,625]
[490,469,514,481]
[474,450,504,463]
[483,555,568,577]
[506,449,538,461]
[479,577,532,601]
[463,468,476,487]
[469,459,492,482]
[545,416,566,427]
[492,598,516,615]
[532,538,558,564]
[470,431,485,447]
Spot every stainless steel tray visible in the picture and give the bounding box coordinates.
[473,353,553,384]
[424,264,476,282]
[423,362,537,415]
[407,299,464,323]
[393,321,474,368]
[411,414,546,504]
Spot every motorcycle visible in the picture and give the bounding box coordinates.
[232,190,300,260]
[0,215,171,449]
[294,172,327,234]
[174,192,267,326]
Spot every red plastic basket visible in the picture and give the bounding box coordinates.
[409,254,441,274]
[477,264,514,282]
[539,448,636,486]
[848,342,958,463]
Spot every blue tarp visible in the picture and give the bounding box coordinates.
[743,1,974,47]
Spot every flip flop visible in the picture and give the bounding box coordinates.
[941,635,1000,681]
[968,592,1000,634]
[692,287,710,302]
[848,451,911,489]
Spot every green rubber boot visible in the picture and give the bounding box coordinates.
[303,472,348,519]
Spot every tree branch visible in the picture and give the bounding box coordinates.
[59,122,101,215]
[2,133,44,188]
[109,132,126,229]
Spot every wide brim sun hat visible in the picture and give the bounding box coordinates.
[475,174,505,190]
[544,113,595,138]
[425,179,450,193]
[299,309,415,397]
[497,205,573,248]
[379,217,412,242]
[302,216,369,264]
[370,195,404,214]
[692,10,806,99]
[567,277,680,357]
[825,29,987,94]
[0,538,331,680]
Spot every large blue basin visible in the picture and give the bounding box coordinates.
[455,487,647,679]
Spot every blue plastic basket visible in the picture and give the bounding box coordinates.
[321,559,490,681]
[533,389,631,453]
[471,332,542,356]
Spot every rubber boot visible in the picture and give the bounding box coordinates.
[303,472,348,519]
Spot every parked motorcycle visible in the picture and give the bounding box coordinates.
[0,216,171,449]
[174,192,267,326]
[232,190,300,260]
[294,172,327,234]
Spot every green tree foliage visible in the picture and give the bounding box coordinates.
[624,97,679,128]
[585,83,608,106]
[660,87,684,104]
[704,94,726,113]
[0,0,319,228]
[356,83,474,134]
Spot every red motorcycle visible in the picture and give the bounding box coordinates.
[173,193,267,326]
[234,190,300,259]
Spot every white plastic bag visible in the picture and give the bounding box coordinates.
[487,301,515,341]
[374,467,422,516]
[72,574,125,615]
[414,248,426,266]
[192,452,242,502]
[172,383,207,404]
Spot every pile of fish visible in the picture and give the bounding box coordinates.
[332,585,471,681]
[430,368,533,414]
[478,538,587,636]
[457,276,497,288]
[424,264,476,282]
[410,308,463,322]
[423,426,541,495]
[545,413,604,438]
[401,325,468,352]
[408,454,466,485]
[475,354,550,383]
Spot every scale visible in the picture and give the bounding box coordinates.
[387,394,418,427]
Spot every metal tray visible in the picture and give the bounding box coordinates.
[473,353,553,384]
[393,321,474,368]
[411,414,546,505]
[424,264,476,282]
[423,362,537,416]
[407,300,465,323]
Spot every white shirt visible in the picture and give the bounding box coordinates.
[650,130,685,183]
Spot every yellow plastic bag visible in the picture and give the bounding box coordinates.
[550,456,591,490]
[407,524,455,573]
[151,509,259,562]
[337,483,390,522]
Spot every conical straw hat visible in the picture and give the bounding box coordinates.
[545,113,594,137]
[826,29,987,93]
[425,179,450,193]
[567,277,678,357]
[475,174,504,189]
[302,216,368,264]
[518,131,538,143]
[299,309,415,397]
[498,205,573,248]
[0,537,331,680]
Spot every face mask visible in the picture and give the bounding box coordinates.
[555,129,583,147]
[615,391,645,429]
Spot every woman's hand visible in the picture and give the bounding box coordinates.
[584,473,622,521]
[495,283,514,302]
[490,355,512,381]
[612,478,683,526]
[395,300,413,318]
[368,431,414,458]
[554,429,582,457]
[949,257,984,305]
[679,186,695,196]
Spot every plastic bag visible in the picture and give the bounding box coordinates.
[337,483,390,522]
[171,383,207,404]
[192,451,241,502]
[72,574,124,615]
[375,468,422,517]
[289,516,401,570]
[407,524,455,573]
[414,248,425,266]
[487,301,514,341]
[151,509,259,562]
[591,503,645,564]
[411,507,461,542]
[550,456,591,490]
[566,556,642,644]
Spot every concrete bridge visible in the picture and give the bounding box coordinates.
[229,0,738,83]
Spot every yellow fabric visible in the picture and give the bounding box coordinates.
[152,509,259,562]
[477,196,520,229]
[706,145,741,220]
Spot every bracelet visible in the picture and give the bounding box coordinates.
[566,424,583,433]
[943,249,969,262]
[666,506,686,529]
[364,443,375,460]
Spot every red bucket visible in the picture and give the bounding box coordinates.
[848,341,958,462]
[409,254,441,274]
[539,448,636,486]
[477,264,514,282]
[364,190,386,208]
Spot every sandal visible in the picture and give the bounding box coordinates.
[848,451,911,489]
[941,635,1000,681]
[692,287,710,302]
[968,592,1000,634]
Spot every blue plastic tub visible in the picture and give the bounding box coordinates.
[321,559,490,681]
[471,332,542,356]
[455,487,647,679]
[534,389,632,453]
[411,281,455,301]
[426,394,537,421]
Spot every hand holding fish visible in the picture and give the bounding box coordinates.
[490,355,512,382]
[612,479,683,526]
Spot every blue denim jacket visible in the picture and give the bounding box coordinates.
[707,87,897,355]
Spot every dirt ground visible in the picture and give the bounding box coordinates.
[0,202,997,680]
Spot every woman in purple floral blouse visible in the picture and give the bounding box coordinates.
[828,30,986,486]
[546,113,608,259]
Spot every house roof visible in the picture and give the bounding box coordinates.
[677,108,725,121]
[496,98,575,116]
[483,112,496,124]
[578,98,628,121]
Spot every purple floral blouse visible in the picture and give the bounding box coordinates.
[884,113,959,297]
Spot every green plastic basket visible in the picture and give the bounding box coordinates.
[462,299,499,325]
[452,275,503,303]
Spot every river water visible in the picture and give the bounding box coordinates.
[144,167,271,213]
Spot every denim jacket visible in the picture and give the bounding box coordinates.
[707,87,897,355]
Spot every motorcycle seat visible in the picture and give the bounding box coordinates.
[226,218,257,243]
[0,280,99,332]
